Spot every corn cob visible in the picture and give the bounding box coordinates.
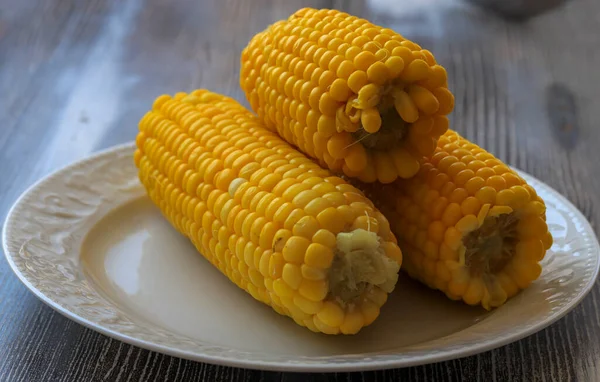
[134,89,402,334]
[241,8,454,184]
[356,130,552,309]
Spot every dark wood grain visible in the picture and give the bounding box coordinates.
[1,0,600,381]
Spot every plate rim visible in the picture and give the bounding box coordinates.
[3,141,600,372]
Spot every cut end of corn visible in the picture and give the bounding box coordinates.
[135,89,402,335]
[356,130,552,310]
[330,229,400,304]
[241,8,454,183]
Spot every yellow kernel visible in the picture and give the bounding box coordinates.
[313,316,339,334]
[475,186,497,204]
[282,263,303,289]
[318,50,336,69]
[282,236,310,263]
[516,239,545,262]
[518,215,548,238]
[317,301,345,327]
[345,143,368,172]
[281,182,311,200]
[312,229,337,248]
[373,152,397,184]
[432,115,449,136]
[424,240,438,259]
[465,177,486,195]
[301,264,327,280]
[357,83,380,108]
[327,132,353,159]
[468,160,486,173]
[374,47,389,61]
[272,228,292,252]
[476,167,496,180]
[390,148,420,179]
[448,269,469,296]
[422,65,447,88]
[510,186,531,208]
[359,300,380,326]
[336,60,356,80]
[312,181,337,194]
[393,89,419,123]
[391,46,413,63]
[305,242,335,269]
[317,114,336,136]
[381,241,402,264]
[293,215,320,238]
[439,243,457,261]
[294,295,323,315]
[433,87,455,115]
[347,70,368,93]
[503,173,523,187]
[461,196,482,216]
[411,135,436,157]
[351,215,379,233]
[409,116,433,135]
[430,196,449,220]
[269,252,285,279]
[354,51,377,71]
[400,59,430,82]
[366,61,390,84]
[305,198,333,216]
[340,310,364,334]
[444,226,463,251]
[273,278,294,297]
[408,85,439,114]
[462,277,484,305]
[292,189,320,209]
[299,279,329,302]
[523,200,546,217]
[449,188,468,204]
[441,203,462,227]
[329,78,351,102]
[319,93,340,116]
[317,207,346,233]
[454,169,475,187]
[273,202,294,227]
[328,55,345,73]
[284,209,305,231]
[361,108,382,133]
[447,162,468,180]
[384,56,404,77]
[435,261,451,282]
[428,221,446,244]
[486,175,507,191]
[455,214,479,233]
[496,189,516,207]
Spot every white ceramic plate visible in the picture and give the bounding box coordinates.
[3,142,599,372]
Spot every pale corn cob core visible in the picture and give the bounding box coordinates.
[241,8,455,184]
[357,130,553,310]
[134,89,402,334]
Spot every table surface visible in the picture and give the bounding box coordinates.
[1,0,600,380]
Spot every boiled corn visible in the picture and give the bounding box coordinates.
[241,8,454,183]
[134,89,402,334]
[357,130,552,309]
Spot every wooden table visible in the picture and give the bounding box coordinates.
[1,0,599,380]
